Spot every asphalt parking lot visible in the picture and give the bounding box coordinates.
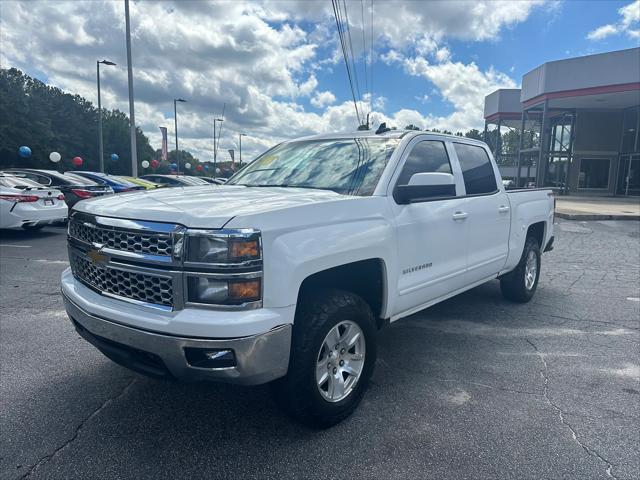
[1,219,639,480]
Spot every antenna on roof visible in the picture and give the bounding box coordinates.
[357,112,371,131]
[375,122,391,134]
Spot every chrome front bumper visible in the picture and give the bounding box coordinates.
[63,293,291,385]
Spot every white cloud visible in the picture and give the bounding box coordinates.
[402,57,516,132]
[310,91,336,108]
[587,24,618,40]
[587,0,640,40]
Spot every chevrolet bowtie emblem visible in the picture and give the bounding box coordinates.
[87,249,109,265]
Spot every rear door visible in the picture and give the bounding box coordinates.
[389,137,469,317]
[452,142,510,283]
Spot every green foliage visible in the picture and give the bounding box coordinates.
[1,68,155,175]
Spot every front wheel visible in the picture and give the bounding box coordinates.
[500,237,541,303]
[271,289,377,428]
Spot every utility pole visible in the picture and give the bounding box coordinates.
[124,0,137,176]
[173,98,186,173]
[213,117,223,176]
[97,60,116,173]
[239,133,246,166]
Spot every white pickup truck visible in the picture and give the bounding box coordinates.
[61,129,555,427]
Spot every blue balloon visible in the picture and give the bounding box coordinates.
[110,153,119,162]
[19,146,31,158]
[171,162,178,169]
[204,165,209,170]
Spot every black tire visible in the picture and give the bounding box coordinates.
[22,224,44,231]
[500,236,541,303]
[271,289,377,428]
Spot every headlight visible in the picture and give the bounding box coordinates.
[186,229,261,264]
[184,229,262,308]
[186,276,261,305]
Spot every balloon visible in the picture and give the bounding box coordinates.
[141,160,150,168]
[204,165,209,171]
[171,163,178,169]
[184,162,191,170]
[19,146,31,158]
[110,153,119,162]
[49,152,61,163]
[196,164,204,172]
[72,156,83,167]
[215,167,221,174]
[150,159,159,168]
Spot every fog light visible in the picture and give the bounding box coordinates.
[184,348,236,368]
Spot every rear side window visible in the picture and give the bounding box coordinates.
[396,140,451,186]
[454,143,497,195]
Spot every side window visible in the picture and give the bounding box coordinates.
[396,140,452,186]
[454,143,497,195]
[27,173,51,186]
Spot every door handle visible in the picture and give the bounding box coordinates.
[452,211,468,221]
[498,205,510,213]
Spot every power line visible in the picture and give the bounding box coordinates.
[341,0,363,117]
[331,0,361,125]
[360,0,369,115]
[370,0,374,114]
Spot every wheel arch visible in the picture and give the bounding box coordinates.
[296,258,388,324]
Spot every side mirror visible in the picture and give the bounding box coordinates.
[395,172,456,204]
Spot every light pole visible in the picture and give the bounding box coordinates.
[124,0,137,177]
[239,133,246,166]
[97,60,116,173]
[174,98,187,173]
[213,117,223,176]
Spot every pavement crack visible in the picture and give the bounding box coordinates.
[525,338,619,480]
[19,377,136,479]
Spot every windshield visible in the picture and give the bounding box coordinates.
[60,172,99,185]
[178,176,208,185]
[0,175,44,188]
[108,175,139,187]
[227,137,398,195]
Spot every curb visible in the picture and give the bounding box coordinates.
[555,212,640,221]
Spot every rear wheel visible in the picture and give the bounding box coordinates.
[271,289,377,428]
[500,237,541,303]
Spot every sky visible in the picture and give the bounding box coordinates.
[1,0,639,163]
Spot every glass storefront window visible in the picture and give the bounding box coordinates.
[579,158,610,189]
[621,106,639,154]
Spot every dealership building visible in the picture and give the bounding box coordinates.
[484,47,640,196]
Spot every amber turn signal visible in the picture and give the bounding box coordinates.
[229,279,261,302]
[229,239,259,260]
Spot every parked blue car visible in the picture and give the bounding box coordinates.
[69,171,146,193]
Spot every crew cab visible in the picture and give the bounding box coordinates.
[61,129,555,427]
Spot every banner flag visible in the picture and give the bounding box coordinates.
[160,127,168,162]
[228,149,235,165]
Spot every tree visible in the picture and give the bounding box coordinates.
[0,68,175,175]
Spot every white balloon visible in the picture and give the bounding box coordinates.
[185,162,192,169]
[49,151,61,163]
[141,160,150,168]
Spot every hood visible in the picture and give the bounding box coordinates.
[74,185,346,228]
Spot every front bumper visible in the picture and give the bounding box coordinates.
[63,293,292,385]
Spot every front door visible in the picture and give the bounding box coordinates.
[390,138,469,317]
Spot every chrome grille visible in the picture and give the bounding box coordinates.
[70,252,173,307]
[69,219,173,256]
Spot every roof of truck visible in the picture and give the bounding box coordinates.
[293,129,488,147]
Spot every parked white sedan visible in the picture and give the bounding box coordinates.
[0,173,68,230]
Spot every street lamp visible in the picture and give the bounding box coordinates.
[213,117,223,176]
[173,98,187,173]
[239,133,247,166]
[97,59,116,173]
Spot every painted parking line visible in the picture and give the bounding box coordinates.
[0,244,32,248]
